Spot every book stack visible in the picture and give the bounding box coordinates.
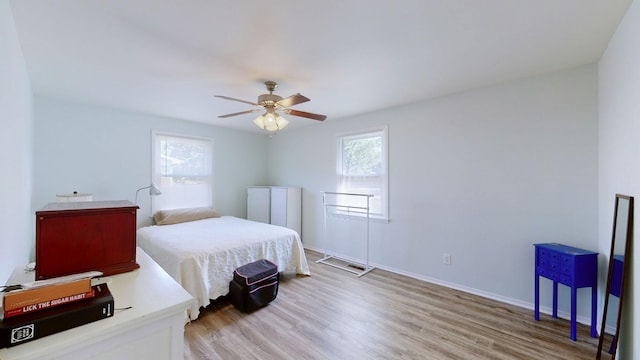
[0,272,114,348]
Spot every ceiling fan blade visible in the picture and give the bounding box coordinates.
[214,95,259,106]
[276,93,310,108]
[284,109,327,121]
[218,109,262,118]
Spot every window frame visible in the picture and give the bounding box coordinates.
[335,125,389,222]
[151,130,214,213]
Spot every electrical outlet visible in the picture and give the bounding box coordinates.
[443,253,452,265]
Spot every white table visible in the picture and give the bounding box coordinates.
[0,248,194,360]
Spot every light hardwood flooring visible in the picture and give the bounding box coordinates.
[184,250,601,359]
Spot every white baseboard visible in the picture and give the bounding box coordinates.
[304,246,602,330]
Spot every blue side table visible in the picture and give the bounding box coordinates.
[534,243,598,341]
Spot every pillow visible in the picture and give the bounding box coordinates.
[154,207,220,225]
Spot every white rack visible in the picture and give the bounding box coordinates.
[316,191,375,277]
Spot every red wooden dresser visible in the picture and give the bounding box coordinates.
[35,200,140,280]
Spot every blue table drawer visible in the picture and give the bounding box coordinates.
[557,274,571,286]
[537,267,571,285]
[536,267,557,280]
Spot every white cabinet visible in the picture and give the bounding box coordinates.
[0,248,193,360]
[247,186,301,236]
[247,186,272,224]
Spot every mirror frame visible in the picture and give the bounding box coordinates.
[597,194,634,359]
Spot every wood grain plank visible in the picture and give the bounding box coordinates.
[185,250,599,359]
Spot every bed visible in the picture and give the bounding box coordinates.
[136,215,310,320]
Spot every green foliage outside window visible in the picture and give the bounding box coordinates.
[342,135,382,176]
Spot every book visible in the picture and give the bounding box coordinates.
[2,289,95,319]
[2,278,92,312]
[0,284,114,348]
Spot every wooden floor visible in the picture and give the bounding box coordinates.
[184,250,601,359]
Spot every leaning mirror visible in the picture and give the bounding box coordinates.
[597,194,634,359]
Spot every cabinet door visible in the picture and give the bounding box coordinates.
[35,205,139,279]
[247,187,270,224]
[270,187,288,227]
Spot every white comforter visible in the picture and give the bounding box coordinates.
[136,216,310,320]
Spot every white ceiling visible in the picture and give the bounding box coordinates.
[9,0,631,133]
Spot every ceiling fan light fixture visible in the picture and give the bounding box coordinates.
[264,111,277,127]
[253,114,266,129]
[254,109,288,133]
[217,80,325,132]
[275,114,288,129]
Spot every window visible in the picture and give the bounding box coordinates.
[152,131,213,213]
[336,126,388,220]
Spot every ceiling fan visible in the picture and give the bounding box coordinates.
[215,81,327,133]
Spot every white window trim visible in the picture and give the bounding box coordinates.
[335,125,389,223]
[151,130,215,213]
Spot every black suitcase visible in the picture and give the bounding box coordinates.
[229,259,279,312]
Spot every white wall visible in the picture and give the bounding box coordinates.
[33,96,269,227]
[269,65,599,319]
[0,0,33,284]
[2,0,627,348]
[599,0,640,357]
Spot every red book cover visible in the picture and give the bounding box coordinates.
[2,289,95,319]
[2,278,92,312]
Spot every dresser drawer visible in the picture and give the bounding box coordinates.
[556,273,572,286]
[558,254,574,271]
[538,246,573,261]
[537,247,558,261]
[536,267,572,285]
[536,267,558,281]
[545,257,573,276]
[558,261,573,275]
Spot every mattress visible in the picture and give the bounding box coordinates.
[136,216,310,320]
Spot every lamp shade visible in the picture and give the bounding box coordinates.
[275,114,288,129]
[135,183,162,204]
[149,184,162,196]
[253,114,266,129]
